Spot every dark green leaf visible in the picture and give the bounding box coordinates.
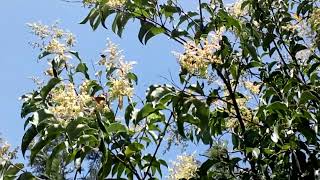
[40,78,61,99]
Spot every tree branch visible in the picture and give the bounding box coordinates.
[142,112,174,179]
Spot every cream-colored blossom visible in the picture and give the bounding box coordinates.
[228,0,248,17]
[49,83,81,121]
[243,81,260,94]
[66,33,76,47]
[225,96,257,129]
[45,38,66,55]
[109,79,133,99]
[0,140,18,162]
[52,27,65,39]
[295,49,312,65]
[118,60,136,77]
[98,40,136,102]
[128,123,143,132]
[83,0,98,6]
[101,40,125,68]
[168,153,199,180]
[79,80,91,94]
[309,8,320,31]
[27,22,50,39]
[283,14,311,37]
[48,82,95,122]
[174,28,224,77]
[28,22,76,64]
[106,0,126,8]
[79,80,108,111]
[0,142,11,161]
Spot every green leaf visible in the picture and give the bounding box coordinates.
[252,148,260,159]
[78,134,99,147]
[93,15,101,30]
[40,78,61,99]
[160,5,181,17]
[31,109,54,126]
[107,122,127,134]
[69,51,83,62]
[46,142,66,175]
[21,125,37,157]
[268,101,288,112]
[138,21,153,44]
[188,81,204,95]
[308,62,320,76]
[124,142,144,156]
[4,163,24,178]
[138,21,165,44]
[98,151,112,178]
[17,172,36,180]
[159,159,168,168]
[96,111,107,133]
[38,51,51,59]
[136,103,155,122]
[246,44,258,61]
[144,26,165,44]
[193,100,209,131]
[100,6,115,29]
[125,102,137,126]
[66,118,89,141]
[271,125,280,143]
[80,8,95,24]
[299,91,318,105]
[263,33,276,52]
[127,72,138,85]
[89,9,99,29]
[30,131,59,165]
[199,159,214,176]
[292,44,307,56]
[177,11,198,27]
[177,115,186,138]
[76,63,90,79]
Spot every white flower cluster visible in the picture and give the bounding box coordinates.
[225,95,257,129]
[0,139,17,164]
[173,28,224,77]
[217,81,259,129]
[106,0,126,8]
[27,22,76,62]
[282,14,314,38]
[309,8,320,31]
[168,153,199,180]
[243,81,260,94]
[48,81,103,122]
[83,0,126,8]
[83,0,98,6]
[99,40,136,100]
[228,0,248,17]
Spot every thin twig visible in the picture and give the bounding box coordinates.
[142,112,174,179]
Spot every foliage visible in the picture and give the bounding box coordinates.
[0,137,24,180]
[2,0,320,179]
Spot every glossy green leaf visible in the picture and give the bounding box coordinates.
[40,78,61,99]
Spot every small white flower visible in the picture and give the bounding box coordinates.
[168,153,199,180]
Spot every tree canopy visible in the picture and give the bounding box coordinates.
[1,0,320,179]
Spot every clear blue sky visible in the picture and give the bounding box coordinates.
[0,0,181,147]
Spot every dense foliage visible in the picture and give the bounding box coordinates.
[1,0,320,179]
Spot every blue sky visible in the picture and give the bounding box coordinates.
[0,0,181,147]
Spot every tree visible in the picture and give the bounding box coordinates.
[7,0,320,179]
